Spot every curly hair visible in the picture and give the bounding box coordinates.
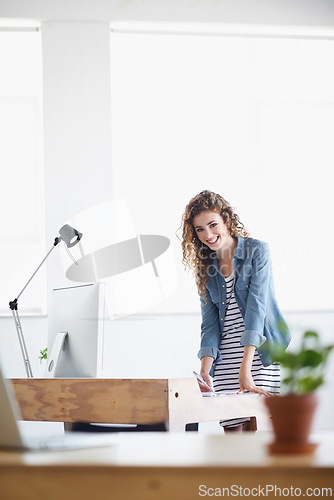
[180,190,249,301]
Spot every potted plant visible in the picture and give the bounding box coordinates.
[264,328,333,454]
[39,347,48,364]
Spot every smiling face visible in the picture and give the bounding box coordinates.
[192,210,232,252]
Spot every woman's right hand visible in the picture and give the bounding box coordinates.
[198,356,214,392]
[198,371,213,392]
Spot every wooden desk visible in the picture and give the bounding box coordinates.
[11,377,270,432]
[0,432,333,500]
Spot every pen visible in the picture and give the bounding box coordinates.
[192,370,214,392]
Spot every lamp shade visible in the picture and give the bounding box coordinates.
[59,224,83,248]
[66,235,170,282]
[59,200,178,316]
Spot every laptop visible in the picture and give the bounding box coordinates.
[0,365,118,451]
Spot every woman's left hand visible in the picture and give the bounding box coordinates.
[238,363,271,396]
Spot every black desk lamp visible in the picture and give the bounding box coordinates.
[9,224,83,377]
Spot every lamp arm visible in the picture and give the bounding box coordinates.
[9,237,61,378]
[9,238,61,308]
[11,309,33,378]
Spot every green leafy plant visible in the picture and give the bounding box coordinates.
[270,329,333,394]
[39,347,47,364]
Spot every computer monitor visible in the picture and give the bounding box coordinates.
[47,283,107,377]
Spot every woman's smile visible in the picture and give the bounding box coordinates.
[207,235,220,245]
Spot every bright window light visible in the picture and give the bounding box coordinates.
[0,30,45,315]
[110,31,334,313]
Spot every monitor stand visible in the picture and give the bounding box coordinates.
[45,332,68,378]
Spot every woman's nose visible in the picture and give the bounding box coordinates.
[206,229,214,239]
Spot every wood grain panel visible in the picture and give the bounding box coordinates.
[11,378,169,424]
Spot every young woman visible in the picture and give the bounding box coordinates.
[181,190,290,432]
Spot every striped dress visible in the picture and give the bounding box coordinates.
[213,272,280,428]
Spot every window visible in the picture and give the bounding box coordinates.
[0,29,45,315]
[110,29,334,312]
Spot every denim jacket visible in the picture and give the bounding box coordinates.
[198,237,291,376]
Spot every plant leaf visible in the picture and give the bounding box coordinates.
[266,328,332,394]
[39,348,48,364]
[273,350,299,368]
[282,375,294,388]
[298,375,323,393]
[301,330,320,350]
[298,349,323,368]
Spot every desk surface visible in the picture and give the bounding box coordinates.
[0,432,333,500]
[11,377,270,431]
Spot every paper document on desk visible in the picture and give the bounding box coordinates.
[202,391,239,397]
[201,392,219,397]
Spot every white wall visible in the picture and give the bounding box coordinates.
[1,0,334,432]
[42,21,113,288]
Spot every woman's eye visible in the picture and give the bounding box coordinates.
[210,223,217,228]
[196,228,203,232]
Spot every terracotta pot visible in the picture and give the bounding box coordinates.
[264,393,319,454]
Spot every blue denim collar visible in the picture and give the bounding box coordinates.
[233,237,247,260]
[208,237,247,269]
